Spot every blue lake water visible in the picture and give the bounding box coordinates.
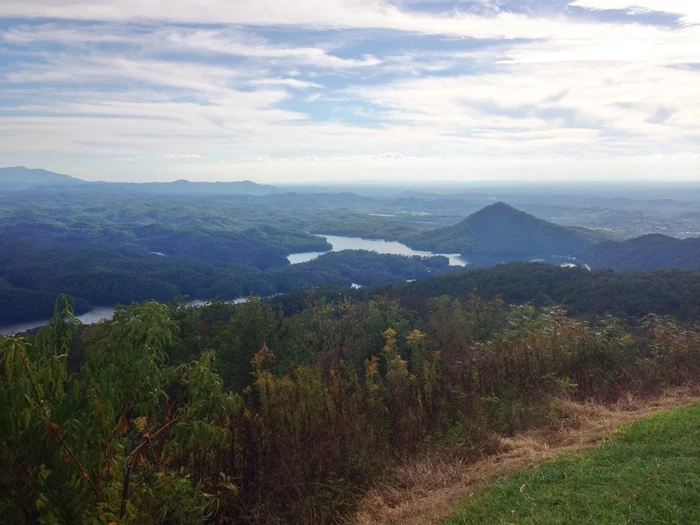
[288,234,469,266]
[0,298,250,336]
[0,306,117,336]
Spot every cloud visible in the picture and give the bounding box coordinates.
[0,0,647,40]
[2,24,381,69]
[374,152,407,159]
[249,78,323,89]
[570,1,700,25]
[240,156,273,163]
[0,1,699,181]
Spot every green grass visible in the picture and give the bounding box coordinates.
[444,404,700,525]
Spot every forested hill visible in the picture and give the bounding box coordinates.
[579,234,700,271]
[403,202,608,264]
[372,262,700,320]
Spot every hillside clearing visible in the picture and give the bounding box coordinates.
[355,387,700,525]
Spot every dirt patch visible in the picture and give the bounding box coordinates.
[353,386,700,525]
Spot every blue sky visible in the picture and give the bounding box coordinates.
[0,0,698,182]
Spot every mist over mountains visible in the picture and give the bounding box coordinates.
[0,166,84,189]
[0,166,280,195]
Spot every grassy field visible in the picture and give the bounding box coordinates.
[444,404,700,525]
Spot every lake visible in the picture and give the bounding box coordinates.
[1,236,468,335]
[0,306,117,336]
[288,234,469,266]
[0,298,250,337]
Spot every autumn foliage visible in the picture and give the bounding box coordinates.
[2,293,700,523]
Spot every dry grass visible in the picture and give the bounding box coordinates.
[353,385,700,525]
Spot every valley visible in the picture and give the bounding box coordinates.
[2,2,699,522]
[2,171,700,524]
[1,168,699,326]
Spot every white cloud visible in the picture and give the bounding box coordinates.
[1,1,699,181]
[0,0,649,40]
[374,152,407,159]
[570,0,700,25]
[249,78,323,89]
[2,24,380,69]
[168,153,700,183]
[240,156,273,163]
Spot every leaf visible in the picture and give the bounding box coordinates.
[118,414,128,435]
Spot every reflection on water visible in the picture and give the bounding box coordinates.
[288,234,468,267]
[287,251,330,264]
[0,306,117,336]
[0,298,251,336]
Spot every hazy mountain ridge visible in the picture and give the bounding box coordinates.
[99,179,280,196]
[0,166,85,188]
[0,167,280,195]
[4,166,700,299]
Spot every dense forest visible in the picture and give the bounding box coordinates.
[378,263,700,321]
[2,272,700,523]
[0,189,449,325]
[0,246,454,326]
[580,234,700,271]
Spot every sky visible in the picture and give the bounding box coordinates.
[0,0,699,183]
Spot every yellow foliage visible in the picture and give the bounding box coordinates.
[251,343,276,368]
[407,329,426,345]
[133,416,147,434]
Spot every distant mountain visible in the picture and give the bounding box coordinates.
[579,234,700,271]
[0,166,281,196]
[0,166,85,189]
[117,179,280,196]
[404,202,608,265]
[81,180,280,196]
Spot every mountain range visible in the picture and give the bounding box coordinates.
[0,167,279,195]
[3,166,700,273]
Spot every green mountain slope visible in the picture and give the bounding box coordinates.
[404,202,605,265]
[580,233,700,271]
[376,262,700,320]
